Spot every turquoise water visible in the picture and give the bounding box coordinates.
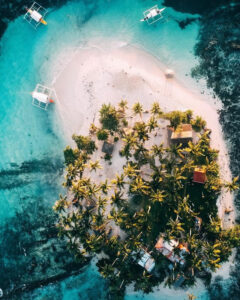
[0,0,212,299]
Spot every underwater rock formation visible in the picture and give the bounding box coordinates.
[163,0,239,15]
[0,200,89,299]
[192,3,240,300]
[0,158,64,189]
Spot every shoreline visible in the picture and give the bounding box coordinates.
[52,41,235,230]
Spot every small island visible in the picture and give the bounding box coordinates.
[54,101,240,299]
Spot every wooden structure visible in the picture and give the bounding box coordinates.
[155,237,189,265]
[32,84,55,110]
[140,5,166,25]
[102,141,114,155]
[24,2,48,29]
[193,167,207,184]
[170,124,193,145]
[138,251,155,272]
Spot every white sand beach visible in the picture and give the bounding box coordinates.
[52,42,235,230]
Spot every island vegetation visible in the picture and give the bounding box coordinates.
[54,101,240,299]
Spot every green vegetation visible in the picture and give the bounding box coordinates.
[97,129,109,141]
[54,101,239,299]
[100,103,119,132]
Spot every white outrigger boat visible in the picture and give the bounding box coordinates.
[140,5,166,25]
[32,84,55,110]
[24,2,48,29]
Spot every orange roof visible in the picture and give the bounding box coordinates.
[181,124,192,131]
[171,124,193,140]
[193,167,207,184]
[155,237,164,250]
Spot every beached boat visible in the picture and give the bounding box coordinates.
[32,84,55,110]
[140,5,166,25]
[24,2,48,29]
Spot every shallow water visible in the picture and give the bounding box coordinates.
[0,0,225,299]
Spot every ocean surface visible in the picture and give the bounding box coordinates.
[0,0,234,299]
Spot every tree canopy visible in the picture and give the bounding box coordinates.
[54,101,239,299]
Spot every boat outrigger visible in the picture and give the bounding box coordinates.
[24,2,48,29]
[140,5,166,25]
[32,84,55,110]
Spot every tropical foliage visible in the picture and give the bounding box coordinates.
[54,101,239,299]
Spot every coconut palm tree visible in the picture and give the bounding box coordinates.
[121,132,139,159]
[111,189,126,208]
[150,190,166,204]
[168,143,185,159]
[100,103,119,132]
[133,122,149,141]
[100,179,112,194]
[147,116,158,132]
[168,217,185,236]
[123,162,139,179]
[151,102,162,117]
[53,195,69,212]
[132,102,143,119]
[89,123,98,135]
[118,99,128,112]
[224,176,239,192]
[150,143,164,156]
[88,160,102,172]
[130,176,150,195]
[111,173,126,190]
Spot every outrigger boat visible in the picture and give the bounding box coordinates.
[24,2,48,29]
[32,84,55,110]
[140,5,166,25]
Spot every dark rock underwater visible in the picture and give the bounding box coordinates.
[0,0,240,299]
[192,3,240,300]
[166,0,240,299]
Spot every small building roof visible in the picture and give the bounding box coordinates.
[155,238,179,252]
[193,167,207,184]
[171,124,193,141]
[155,238,189,265]
[138,252,155,272]
[102,141,114,155]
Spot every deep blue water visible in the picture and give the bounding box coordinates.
[0,0,235,299]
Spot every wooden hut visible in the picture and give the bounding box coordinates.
[170,124,193,145]
[193,167,207,184]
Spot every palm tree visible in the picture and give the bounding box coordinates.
[89,123,98,135]
[118,100,128,112]
[147,116,158,132]
[53,195,69,212]
[150,190,166,203]
[168,217,185,236]
[100,103,119,132]
[168,143,185,159]
[89,160,102,172]
[123,163,139,178]
[151,102,162,117]
[100,179,112,194]
[111,189,126,208]
[111,173,126,190]
[122,132,138,148]
[150,143,164,157]
[133,122,149,141]
[130,176,150,195]
[224,176,239,192]
[132,102,143,119]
